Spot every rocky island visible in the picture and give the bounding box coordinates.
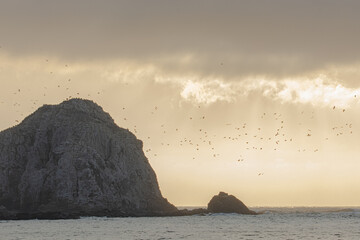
[208,192,256,215]
[0,99,256,219]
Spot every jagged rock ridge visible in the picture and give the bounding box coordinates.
[0,99,176,219]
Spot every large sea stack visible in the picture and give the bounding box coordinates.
[0,99,177,219]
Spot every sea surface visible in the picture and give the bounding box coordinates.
[1,207,359,240]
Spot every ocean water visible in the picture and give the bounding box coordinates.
[1,207,359,240]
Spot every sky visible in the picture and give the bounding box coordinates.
[0,0,360,207]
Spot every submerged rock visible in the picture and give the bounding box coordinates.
[207,192,256,215]
[0,99,177,219]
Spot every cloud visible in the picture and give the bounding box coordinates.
[1,52,358,109]
[180,79,235,104]
[1,0,360,82]
[249,77,360,108]
[163,74,360,108]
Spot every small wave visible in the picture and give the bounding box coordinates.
[208,213,242,216]
[252,207,360,214]
[255,210,279,214]
[327,208,358,213]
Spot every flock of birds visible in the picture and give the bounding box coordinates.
[138,105,355,169]
[0,55,357,178]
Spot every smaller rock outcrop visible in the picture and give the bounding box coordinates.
[207,192,256,215]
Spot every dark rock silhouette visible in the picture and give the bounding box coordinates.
[173,208,209,216]
[207,192,256,215]
[0,99,177,219]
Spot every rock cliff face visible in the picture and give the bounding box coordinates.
[0,99,176,219]
[207,192,256,215]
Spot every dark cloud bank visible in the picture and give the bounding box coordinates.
[1,0,360,79]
